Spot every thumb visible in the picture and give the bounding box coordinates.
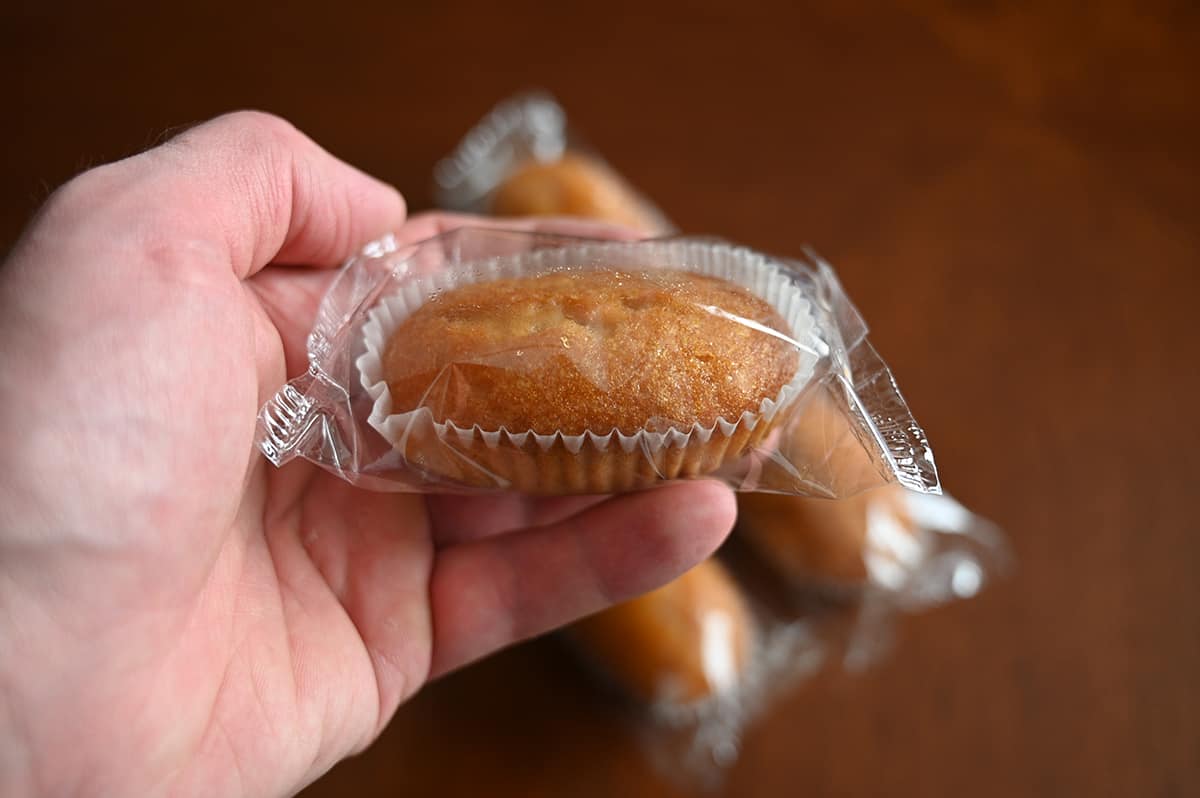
[150,111,408,273]
[23,110,407,281]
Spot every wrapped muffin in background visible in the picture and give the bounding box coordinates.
[435,92,672,235]
[490,152,668,234]
[568,558,757,708]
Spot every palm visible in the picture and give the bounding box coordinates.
[169,464,433,796]
[0,112,736,798]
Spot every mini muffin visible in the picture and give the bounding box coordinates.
[568,559,756,705]
[374,267,798,492]
[490,153,667,233]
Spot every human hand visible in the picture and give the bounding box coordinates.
[0,112,736,797]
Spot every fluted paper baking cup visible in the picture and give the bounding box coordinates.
[356,239,827,493]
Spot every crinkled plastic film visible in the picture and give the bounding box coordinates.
[255,229,938,500]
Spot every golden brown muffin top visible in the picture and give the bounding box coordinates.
[382,268,799,435]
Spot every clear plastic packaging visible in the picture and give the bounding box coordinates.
[255,229,938,499]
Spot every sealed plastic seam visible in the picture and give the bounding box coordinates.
[258,384,315,466]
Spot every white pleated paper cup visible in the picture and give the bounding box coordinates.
[355,239,828,494]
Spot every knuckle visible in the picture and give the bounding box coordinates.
[169,111,308,261]
[40,163,121,222]
[26,163,147,249]
[220,110,301,150]
[183,109,301,155]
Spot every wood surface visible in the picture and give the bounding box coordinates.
[3,2,1196,795]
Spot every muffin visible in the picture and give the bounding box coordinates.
[357,240,822,494]
[490,153,668,234]
[568,558,756,705]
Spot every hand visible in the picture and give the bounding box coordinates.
[0,112,737,797]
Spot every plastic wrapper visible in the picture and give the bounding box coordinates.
[429,91,1012,789]
[256,229,937,499]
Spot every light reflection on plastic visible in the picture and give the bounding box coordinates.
[698,304,830,359]
[361,233,397,258]
[700,611,737,694]
[903,491,972,533]
[951,561,983,598]
[864,493,927,590]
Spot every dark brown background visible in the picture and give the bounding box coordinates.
[4,1,1197,795]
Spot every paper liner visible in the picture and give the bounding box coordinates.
[356,239,827,494]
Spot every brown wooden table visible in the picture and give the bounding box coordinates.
[4,2,1197,795]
